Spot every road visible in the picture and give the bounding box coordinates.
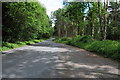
[2,39,120,78]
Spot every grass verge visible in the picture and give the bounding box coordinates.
[54,36,120,62]
[1,39,45,52]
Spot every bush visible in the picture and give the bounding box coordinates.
[25,41,35,45]
[60,37,69,41]
[55,37,71,45]
[16,42,26,45]
[39,39,44,42]
[72,35,93,43]
[32,40,40,43]
[3,2,52,42]
[85,40,119,60]
[55,36,120,62]
[80,35,93,43]
[1,39,44,52]
[2,42,19,48]
[10,43,19,48]
[86,40,119,54]
[1,47,10,52]
[2,42,13,48]
[112,53,120,61]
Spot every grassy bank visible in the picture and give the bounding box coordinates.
[55,36,120,62]
[1,39,45,52]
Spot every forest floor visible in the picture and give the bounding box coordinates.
[2,39,120,78]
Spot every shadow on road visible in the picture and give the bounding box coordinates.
[2,40,120,78]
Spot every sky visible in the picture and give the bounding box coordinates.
[38,0,64,17]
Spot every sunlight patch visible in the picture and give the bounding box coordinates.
[27,46,70,52]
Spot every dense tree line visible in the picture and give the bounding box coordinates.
[52,1,120,41]
[2,2,53,42]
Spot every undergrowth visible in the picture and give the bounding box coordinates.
[1,39,44,52]
[55,35,120,62]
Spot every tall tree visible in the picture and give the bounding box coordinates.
[98,0,103,40]
[104,0,108,40]
[2,2,53,42]
[53,1,119,41]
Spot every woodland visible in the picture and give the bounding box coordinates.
[2,2,53,51]
[1,1,120,61]
[53,1,120,61]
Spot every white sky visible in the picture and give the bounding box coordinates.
[39,0,64,17]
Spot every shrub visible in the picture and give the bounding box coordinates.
[3,42,12,48]
[39,39,44,42]
[112,53,120,61]
[79,35,93,43]
[86,40,119,57]
[55,36,120,62]
[2,42,19,48]
[72,35,93,43]
[33,40,40,43]
[1,47,10,51]
[10,43,19,48]
[25,41,35,45]
[1,39,44,52]
[55,37,71,45]
[60,37,70,41]
[16,42,26,45]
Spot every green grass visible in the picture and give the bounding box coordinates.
[1,39,44,52]
[54,36,120,62]
[25,41,35,45]
[32,40,41,43]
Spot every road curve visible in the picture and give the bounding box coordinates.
[2,39,120,78]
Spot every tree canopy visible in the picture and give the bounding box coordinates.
[3,2,53,42]
[52,1,120,41]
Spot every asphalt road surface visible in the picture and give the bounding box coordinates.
[2,39,120,78]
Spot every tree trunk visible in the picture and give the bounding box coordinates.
[98,0,103,40]
[78,26,80,35]
[104,0,108,40]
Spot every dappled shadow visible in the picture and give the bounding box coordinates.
[30,40,69,48]
[2,40,120,78]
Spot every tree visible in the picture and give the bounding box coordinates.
[2,2,53,42]
[98,0,103,40]
[53,1,119,41]
[104,0,108,40]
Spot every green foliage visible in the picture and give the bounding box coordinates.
[2,42,16,48]
[2,2,53,42]
[53,2,119,40]
[2,39,44,52]
[1,47,10,52]
[107,2,120,40]
[25,41,35,45]
[55,36,120,62]
[60,37,70,41]
[55,37,71,44]
[2,42,21,50]
[86,40,119,55]
[86,40,120,61]
[72,35,93,43]
[32,40,41,43]
[16,42,26,45]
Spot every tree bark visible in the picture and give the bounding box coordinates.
[98,0,103,40]
[104,0,108,40]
